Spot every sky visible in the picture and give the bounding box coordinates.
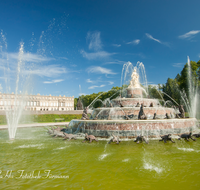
[0,0,200,98]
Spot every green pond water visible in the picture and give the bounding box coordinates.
[0,127,200,190]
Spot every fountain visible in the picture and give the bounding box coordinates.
[68,62,198,138]
[0,30,28,140]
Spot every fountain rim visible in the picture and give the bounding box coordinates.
[70,118,197,124]
[93,107,174,110]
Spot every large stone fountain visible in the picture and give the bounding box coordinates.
[68,67,197,138]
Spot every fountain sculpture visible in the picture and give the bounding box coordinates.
[68,62,198,138]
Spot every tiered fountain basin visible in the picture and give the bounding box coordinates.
[91,107,174,120]
[94,97,174,120]
[68,118,197,138]
[112,98,159,107]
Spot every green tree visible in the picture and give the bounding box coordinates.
[162,78,180,106]
[77,86,122,108]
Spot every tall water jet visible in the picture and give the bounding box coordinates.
[5,43,27,140]
[187,56,199,118]
[0,31,33,140]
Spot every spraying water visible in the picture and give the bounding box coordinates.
[6,43,26,139]
[187,56,199,118]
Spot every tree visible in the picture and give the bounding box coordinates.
[75,86,122,109]
[162,78,181,106]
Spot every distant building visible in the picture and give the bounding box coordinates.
[0,92,74,111]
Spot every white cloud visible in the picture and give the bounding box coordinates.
[80,50,115,60]
[145,33,170,47]
[1,52,53,63]
[86,79,94,83]
[146,33,161,43]
[108,81,114,85]
[81,31,115,60]
[126,39,140,45]
[59,57,68,60]
[88,84,105,89]
[87,31,102,51]
[112,44,121,47]
[43,79,64,84]
[27,65,67,77]
[104,60,126,65]
[87,66,116,75]
[178,30,200,39]
[172,63,184,68]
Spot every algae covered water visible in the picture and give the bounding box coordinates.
[0,127,200,190]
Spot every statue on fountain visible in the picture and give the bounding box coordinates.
[178,105,185,118]
[128,68,140,89]
[81,107,89,120]
[175,105,185,118]
[138,104,147,120]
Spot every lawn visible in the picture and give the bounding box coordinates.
[0,114,82,125]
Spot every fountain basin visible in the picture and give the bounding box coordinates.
[112,98,159,107]
[92,107,174,120]
[68,118,197,138]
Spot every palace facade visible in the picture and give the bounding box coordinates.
[0,92,74,111]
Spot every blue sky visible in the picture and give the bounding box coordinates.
[0,0,200,98]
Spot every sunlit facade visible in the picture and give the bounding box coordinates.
[0,92,74,111]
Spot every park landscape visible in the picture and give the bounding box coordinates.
[0,1,200,190]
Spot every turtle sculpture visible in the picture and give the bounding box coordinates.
[82,133,98,143]
[60,128,68,133]
[134,135,149,144]
[51,128,65,138]
[192,133,200,138]
[63,133,77,141]
[159,134,175,143]
[54,126,65,132]
[178,132,196,141]
[47,128,53,135]
[108,134,120,144]
[138,104,147,120]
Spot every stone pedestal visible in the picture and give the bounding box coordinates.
[127,88,143,98]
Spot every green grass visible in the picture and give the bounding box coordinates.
[0,114,82,125]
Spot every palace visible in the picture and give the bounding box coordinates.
[0,92,74,111]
